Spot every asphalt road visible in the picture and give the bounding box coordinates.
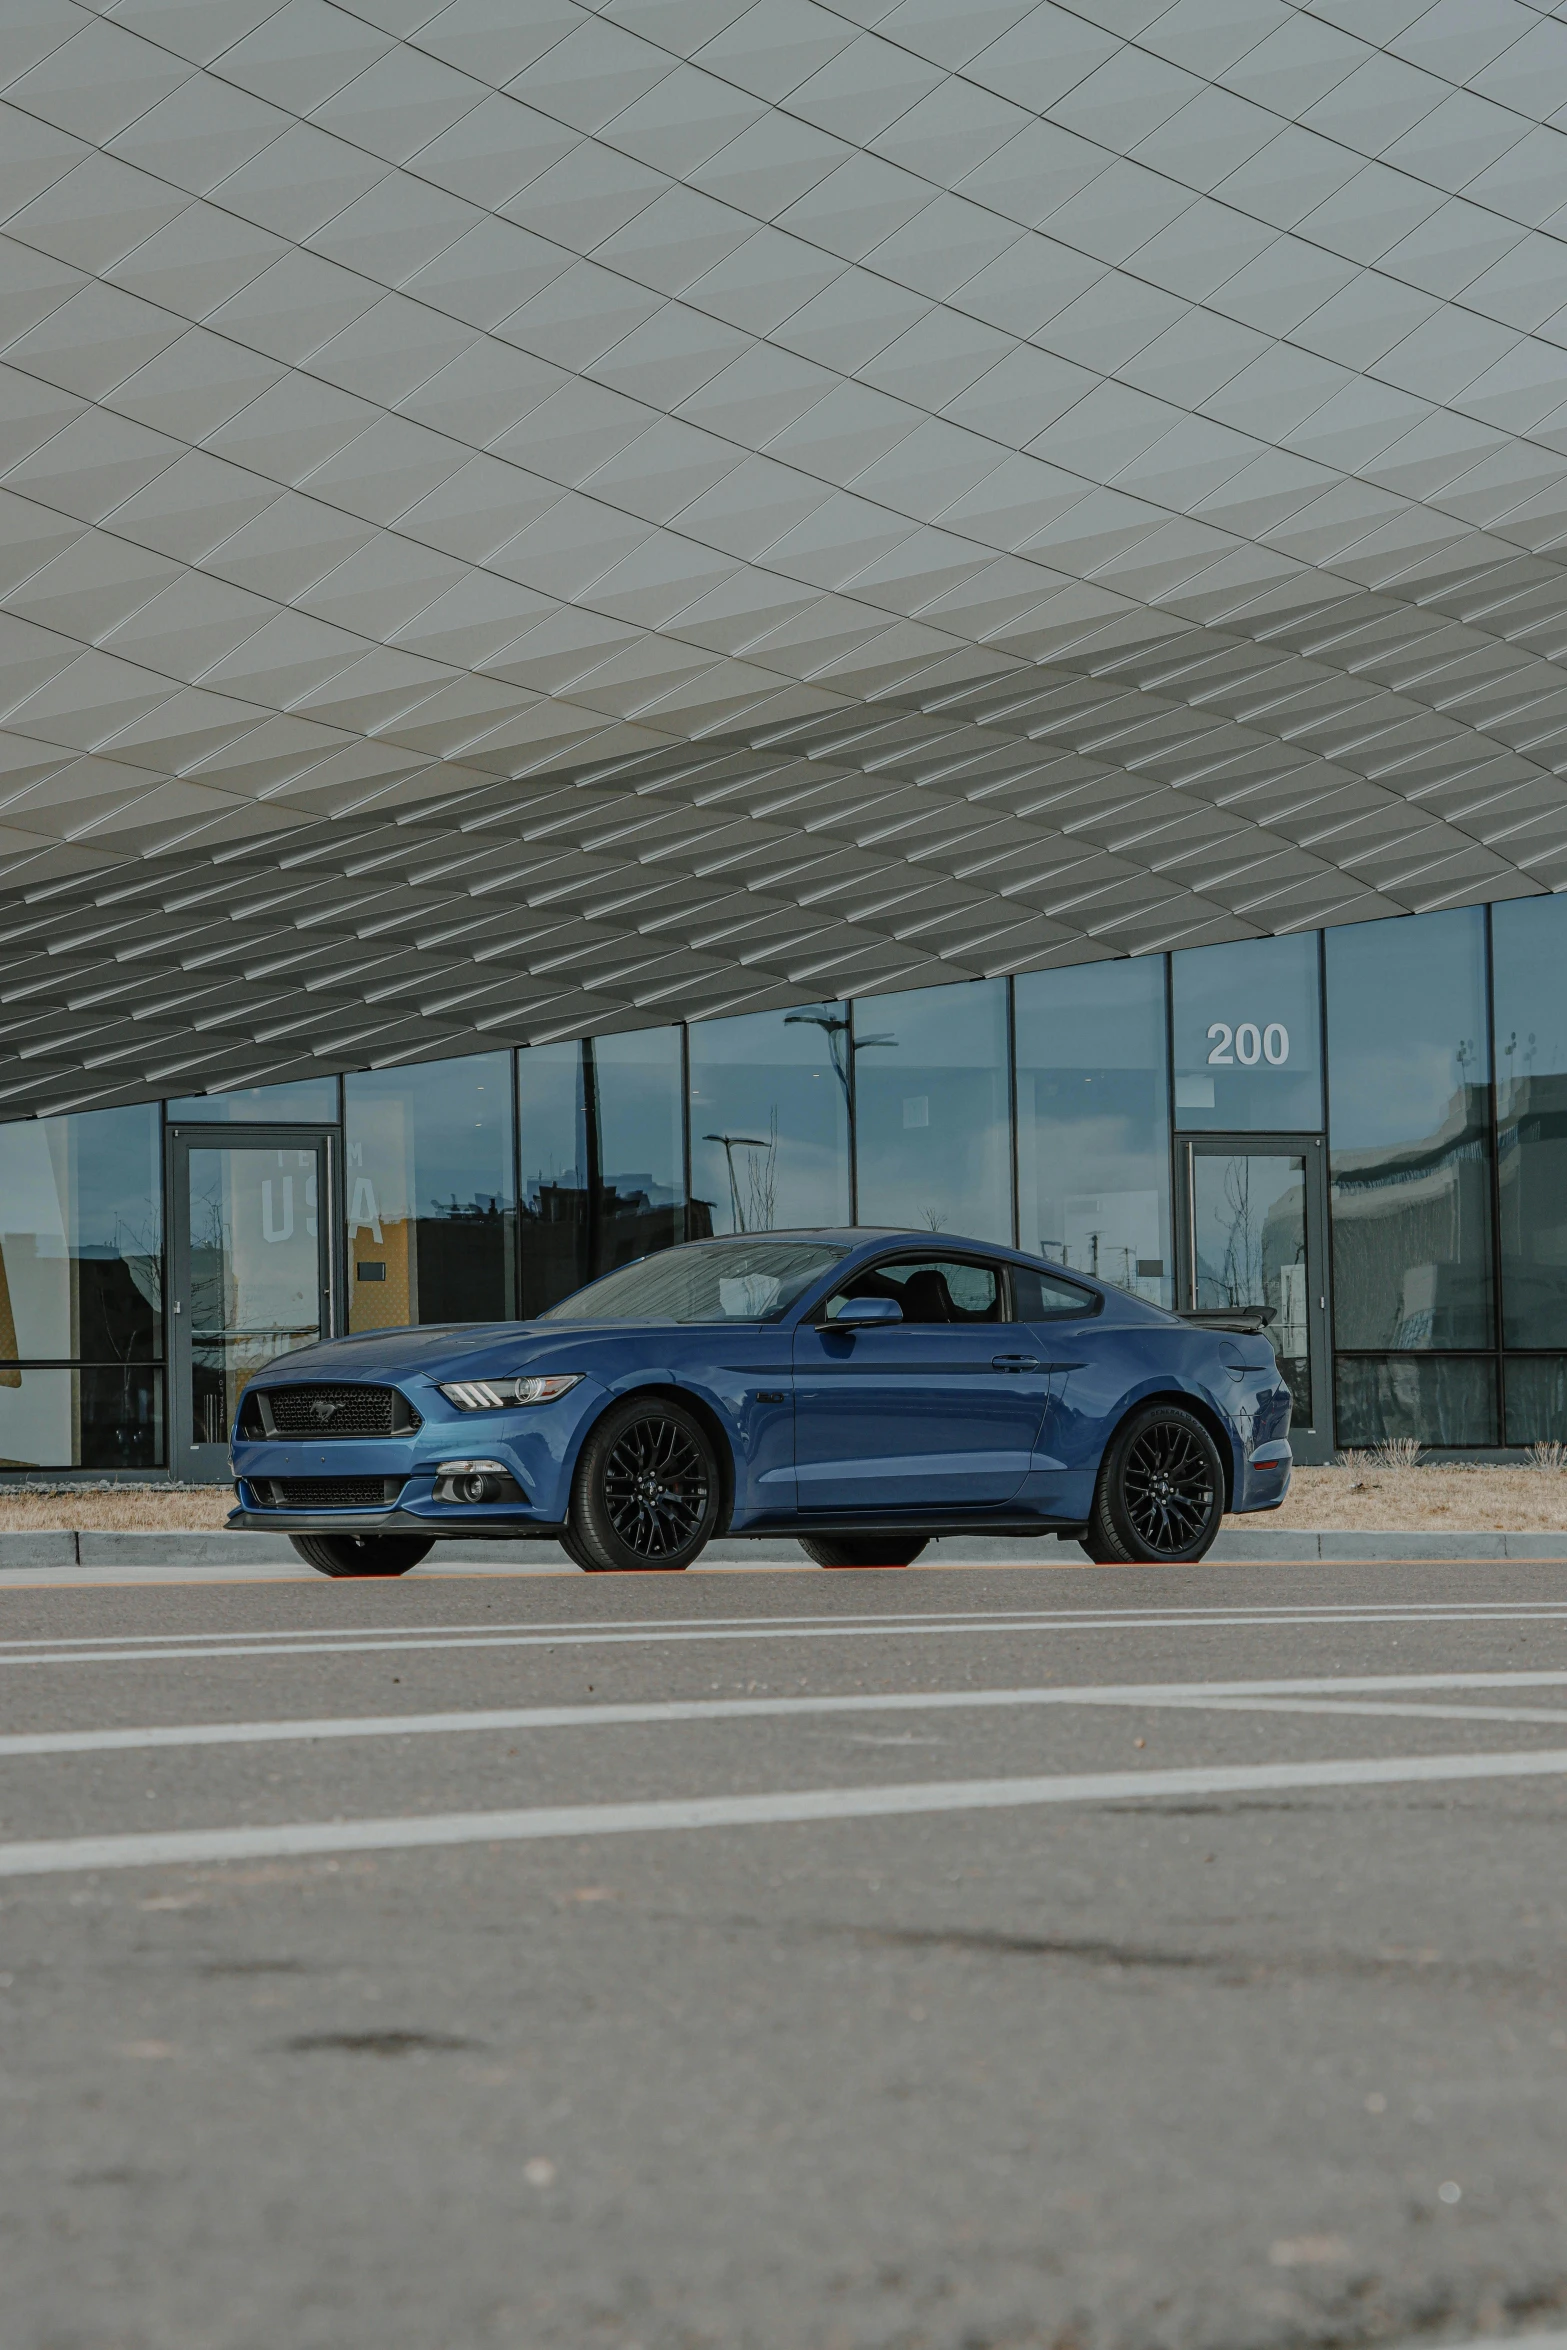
[5,1560,1567,2350]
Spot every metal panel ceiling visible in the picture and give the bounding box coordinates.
[2,0,1567,1111]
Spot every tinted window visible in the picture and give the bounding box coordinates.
[1012,1264,1098,1321]
[853,979,1011,1242]
[542,1239,844,1324]
[165,1077,337,1122]
[832,1257,1002,1324]
[345,1053,514,1329]
[1326,908,1493,1351]
[1171,934,1323,1132]
[517,1028,686,1314]
[1493,894,1567,1347]
[0,1106,162,1364]
[1015,958,1171,1308]
[689,1002,850,1234]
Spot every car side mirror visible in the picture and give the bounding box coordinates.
[821,1296,903,1328]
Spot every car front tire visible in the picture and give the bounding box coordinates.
[1082,1404,1226,1565]
[567,1396,721,1571]
[289,1533,434,1577]
[798,1535,928,1569]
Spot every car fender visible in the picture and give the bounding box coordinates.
[557,1365,786,1532]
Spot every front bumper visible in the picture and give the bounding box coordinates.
[227,1504,565,1539]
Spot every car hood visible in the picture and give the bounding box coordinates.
[247,1323,579,1386]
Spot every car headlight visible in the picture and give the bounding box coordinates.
[437,1373,582,1411]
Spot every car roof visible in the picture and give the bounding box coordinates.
[684,1227,1113,1290]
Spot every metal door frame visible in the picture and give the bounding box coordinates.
[1174,1130,1334,1465]
[166,1124,342,1481]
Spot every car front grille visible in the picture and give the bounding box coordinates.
[258,1477,405,1509]
[248,1384,419,1438]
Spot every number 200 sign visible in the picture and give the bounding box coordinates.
[1207,1020,1289,1067]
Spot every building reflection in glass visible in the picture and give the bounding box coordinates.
[689,1003,850,1235]
[1015,958,1171,1304]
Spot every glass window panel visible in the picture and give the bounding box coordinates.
[1191,1150,1312,1426]
[854,978,1011,1243]
[1171,934,1322,1130]
[518,1042,589,1317]
[1334,1356,1497,1448]
[592,1026,685,1277]
[345,1055,515,1331]
[1493,895,1567,1348]
[0,1365,164,1469]
[1015,959,1171,1305]
[688,1003,851,1235]
[1504,1356,1567,1446]
[0,1108,162,1365]
[165,1077,337,1122]
[1326,908,1494,1350]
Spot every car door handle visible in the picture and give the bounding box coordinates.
[992,1354,1043,1371]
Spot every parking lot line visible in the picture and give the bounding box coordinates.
[9,1668,1567,1757]
[6,1745,1567,1875]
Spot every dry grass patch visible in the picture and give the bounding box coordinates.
[0,1486,233,1530]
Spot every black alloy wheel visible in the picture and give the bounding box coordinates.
[289,1533,434,1577]
[1082,1403,1225,1565]
[798,1535,928,1569]
[568,1396,721,1571]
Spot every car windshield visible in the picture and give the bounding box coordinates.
[540,1239,848,1325]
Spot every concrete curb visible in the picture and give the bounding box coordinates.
[0,1529,1565,1568]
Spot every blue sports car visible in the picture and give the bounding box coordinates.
[229,1230,1292,1577]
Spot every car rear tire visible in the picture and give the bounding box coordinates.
[1081,1404,1225,1564]
[567,1396,721,1571]
[289,1533,434,1577]
[799,1535,928,1569]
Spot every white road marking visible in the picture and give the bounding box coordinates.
[11,1602,1567,1670]
[6,1746,1567,1875]
[13,1669,1567,1759]
[1,1595,1564,1657]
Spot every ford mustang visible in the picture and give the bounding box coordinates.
[227,1229,1292,1577]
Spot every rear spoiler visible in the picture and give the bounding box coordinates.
[1177,1307,1275,1336]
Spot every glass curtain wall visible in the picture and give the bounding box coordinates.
[0,1106,163,1467]
[688,1004,851,1235]
[517,1026,687,1315]
[1493,894,1567,1439]
[852,978,1012,1242]
[1015,958,1171,1304]
[345,1055,515,1332]
[1326,907,1496,1445]
[164,1078,338,1122]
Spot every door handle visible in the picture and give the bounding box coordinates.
[992,1353,1042,1371]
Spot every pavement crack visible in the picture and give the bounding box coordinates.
[279,2030,481,2057]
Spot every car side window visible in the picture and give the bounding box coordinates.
[1011,1264,1099,1321]
[828,1256,1002,1324]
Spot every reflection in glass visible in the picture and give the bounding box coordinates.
[1505,1357,1567,1445]
[594,1027,686,1276]
[1326,908,1494,1350]
[543,1239,846,1324]
[518,1042,590,1317]
[688,1004,850,1234]
[854,979,1011,1242]
[0,1108,162,1369]
[1171,933,1322,1131]
[518,1029,686,1315]
[189,1146,322,1447]
[0,1366,164,1470]
[1015,959,1170,1304]
[1493,895,1567,1347]
[1190,1150,1311,1424]
[1335,1356,1497,1448]
[345,1055,514,1331]
[165,1077,338,1122]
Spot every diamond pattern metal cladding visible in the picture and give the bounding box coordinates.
[2,0,1567,1110]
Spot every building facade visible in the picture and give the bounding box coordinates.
[5,889,1567,1475]
[4,1,1567,1472]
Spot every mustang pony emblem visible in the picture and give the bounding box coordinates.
[306,1398,340,1426]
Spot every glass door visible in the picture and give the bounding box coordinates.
[1175,1133,1333,1464]
[168,1127,339,1481]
